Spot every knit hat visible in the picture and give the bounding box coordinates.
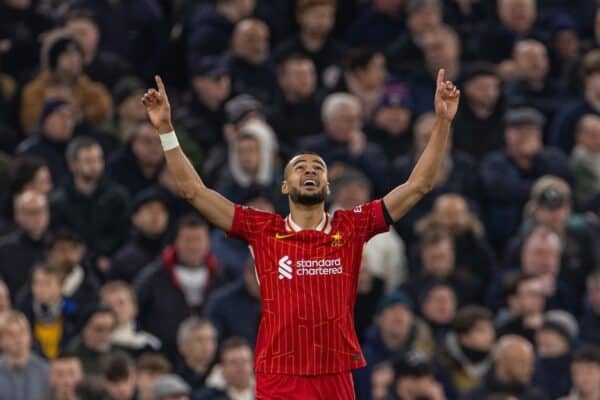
[541,310,579,344]
[192,55,229,78]
[376,291,413,315]
[297,0,335,15]
[42,31,83,71]
[40,98,69,125]
[373,83,414,114]
[225,94,263,124]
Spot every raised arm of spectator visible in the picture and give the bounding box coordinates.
[142,75,235,232]
[383,69,460,222]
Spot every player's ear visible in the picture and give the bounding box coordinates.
[281,180,289,195]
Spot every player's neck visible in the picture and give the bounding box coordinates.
[288,202,326,230]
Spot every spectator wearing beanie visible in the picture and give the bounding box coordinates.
[20,30,112,135]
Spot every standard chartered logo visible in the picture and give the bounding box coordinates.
[277,256,343,279]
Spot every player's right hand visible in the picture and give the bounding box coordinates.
[142,75,174,134]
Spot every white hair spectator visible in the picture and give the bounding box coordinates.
[321,93,361,121]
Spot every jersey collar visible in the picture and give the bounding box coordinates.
[285,212,331,234]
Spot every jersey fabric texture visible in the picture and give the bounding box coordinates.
[255,371,355,399]
[227,199,389,375]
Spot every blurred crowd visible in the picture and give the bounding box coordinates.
[0,0,600,399]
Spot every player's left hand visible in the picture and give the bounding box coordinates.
[434,69,460,121]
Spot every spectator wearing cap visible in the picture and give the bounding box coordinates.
[580,270,600,346]
[0,190,50,299]
[111,76,148,141]
[570,114,600,207]
[100,281,161,357]
[66,305,117,374]
[109,187,169,283]
[187,0,255,67]
[176,56,231,151]
[273,0,344,91]
[504,40,564,128]
[437,306,495,395]
[107,121,165,196]
[268,53,324,152]
[550,50,600,154]
[462,335,547,400]
[559,345,600,400]
[135,214,220,361]
[17,99,76,184]
[480,107,572,252]
[353,291,435,400]
[152,374,191,400]
[386,0,443,77]
[50,136,130,274]
[345,0,405,51]
[65,9,132,91]
[391,353,449,400]
[229,19,277,105]
[533,310,579,399]
[20,30,112,135]
[299,92,389,196]
[365,83,415,160]
[392,112,479,247]
[203,261,261,346]
[452,63,505,161]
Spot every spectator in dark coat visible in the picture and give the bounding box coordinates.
[299,92,389,196]
[107,122,164,197]
[17,99,76,185]
[480,107,572,252]
[109,188,169,283]
[0,190,50,299]
[461,335,547,400]
[273,0,344,91]
[228,19,278,105]
[203,263,261,346]
[452,64,505,162]
[268,53,323,153]
[187,0,254,67]
[580,270,600,345]
[560,345,600,400]
[135,215,220,361]
[175,317,218,391]
[50,137,130,274]
[344,0,405,51]
[70,0,167,81]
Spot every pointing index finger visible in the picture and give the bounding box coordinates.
[155,75,166,95]
[437,69,445,88]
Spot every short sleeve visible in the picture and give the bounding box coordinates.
[227,204,276,243]
[348,199,390,242]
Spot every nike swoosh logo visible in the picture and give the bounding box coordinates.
[275,233,295,240]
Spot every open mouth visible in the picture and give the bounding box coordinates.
[302,179,318,188]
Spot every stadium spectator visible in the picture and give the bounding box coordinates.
[66,305,117,374]
[344,0,405,50]
[174,317,218,390]
[229,19,277,105]
[269,53,323,150]
[437,306,495,395]
[194,337,254,400]
[354,291,435,400]
[17,99,76,184]
[110,77,148,141]
[102,351,137,400]
[570,114,600,207]
[370,362,394,400]
[136,354,172,400]
[354,257,386,342]
[340,49,388,118]
[0,311,51,400]
[559,345,600,400]
[1,156,52,221]
[203,263,260,346]
[152,373,191,400]
[580,270,600,345]
[300,92,389,195]
[107,122,164,196]
[99,281,161,357]
[64,9,131,91]
[50,137,130,274]
[452,63,505,161]
[273,0,343,90]
[391,353,448,400]
[135,215,219,360]
[0,190,49,298]
[420,282,458,343]
[109,188,169,283]
[48,352,84,400]
[461,335,546,400]
[20,30,112,134]
[534,310,579,399]
[481,107,572,252]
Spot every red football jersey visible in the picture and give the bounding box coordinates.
[228,199,389,375]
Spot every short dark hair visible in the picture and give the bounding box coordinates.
[343,48,382,72]
[45,227,84,252]
[419,225,453,249]
[452,305,493,335]
[9,156,48,195]
[176,213,209,236]
[572,345,600,364]
[75,377,111,400]
[65,8,97,25]
[276,52,313,75]
[220,337,252,362]
[102,351,135,382]
[136,353,172,374]
[66,136,101,162]
[502,271,536,298]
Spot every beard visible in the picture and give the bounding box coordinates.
[289,186,328,205]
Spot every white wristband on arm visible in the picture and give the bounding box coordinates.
[159,131,179,151]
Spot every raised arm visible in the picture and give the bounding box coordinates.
[142,75,235,232]
[383,69,460,222]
